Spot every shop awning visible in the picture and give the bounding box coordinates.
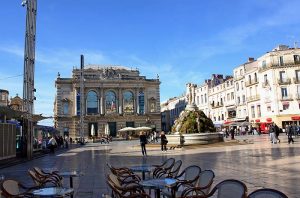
[291,116,300,120]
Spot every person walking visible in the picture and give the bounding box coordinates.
[48,136,57,153]
[160,131,168,152]
[269,123,276,144]
[230,127,235,140]
[287,124,295,144]
[139,131,147,156]
[274,124,280,143]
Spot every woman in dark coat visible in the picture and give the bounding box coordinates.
[160,131,168,151]
[139,131,147,156]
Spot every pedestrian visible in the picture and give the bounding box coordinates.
[139,131,147,156]
[48,136,57,153]
[69,137,73,144]
[64,136,69,149]
[155,131,159,142]
[225,128,229,138]
[269,123,276,144]
[275,124,281,143]
[230,127,235,140]
[160,131,168,152]
[287,124,295,144]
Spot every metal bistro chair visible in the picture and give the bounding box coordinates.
[106,173,147,198]
[153,158,175,178]
[247,188,288,198]
[181,170,215,197]
[28,170,61,188]
[33,167,62,184]
[107,163,141,185]
[156,160,182,179]
[162,165,201,198]
[186,179,247,198]
[1,179,37,198]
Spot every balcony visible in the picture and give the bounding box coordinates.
[262,80,269,88]
[211,102,224,109]
[293,77,300,84]
[245,79,259,87]
[278,78,291,85]
[237,102,246,106]
[247,95,260,102]
[234,75,244,81]
[280,94,293,101]
[258,66,268,72]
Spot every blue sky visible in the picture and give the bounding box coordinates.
[1,0,300,126]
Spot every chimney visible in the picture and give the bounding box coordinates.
[248,57,254,62]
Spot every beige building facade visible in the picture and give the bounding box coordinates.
[54,65,161,138]
[181,45,300,131]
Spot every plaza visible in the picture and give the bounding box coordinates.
[1,134,299,197]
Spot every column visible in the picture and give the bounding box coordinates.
[100,89,104,115]
[135,89,139,114]
[144,89,148,114]
[118,88,123,114]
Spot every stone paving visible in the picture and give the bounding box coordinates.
[0,134,300,197]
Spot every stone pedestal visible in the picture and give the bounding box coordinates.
[185,103,198,111]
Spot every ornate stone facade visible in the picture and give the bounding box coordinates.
[54,65,161,138]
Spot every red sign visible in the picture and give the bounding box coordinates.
[291,116,300,120]
[224,121,232,124]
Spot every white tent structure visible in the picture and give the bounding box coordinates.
[91,124,95,136]
[118,127,136,132]
[135,126,152,131]
[104,124,110,135]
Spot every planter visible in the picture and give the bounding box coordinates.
[166,132,223,146]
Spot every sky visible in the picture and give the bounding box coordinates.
[1,0,300,126]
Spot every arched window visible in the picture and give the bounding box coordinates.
[63,102,69,114]
[105,91,117,114]
[149,98,156,112]
[138,91,145,114]
[87,91,98,114]
[248,75,252,84]
[123,91,134,113]
[254,73,257,82]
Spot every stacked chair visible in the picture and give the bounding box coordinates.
[106,158,289,198]
[28,168,62,188]
[155,160,182,179]
[153,158,175,179]
[107,163,149,198]
[161,165,202,198]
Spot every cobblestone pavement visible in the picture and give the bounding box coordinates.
[1,134,300,197]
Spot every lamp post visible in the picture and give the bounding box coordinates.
[79,55,85,144]
[22,0,37,160]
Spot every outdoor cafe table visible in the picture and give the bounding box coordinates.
[43,169,82,198]
[129,165,153,180]
[140,178,177,198]
[59,171,83,198]
[32,187,74,197]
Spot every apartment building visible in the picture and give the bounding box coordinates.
[163,45,300,131]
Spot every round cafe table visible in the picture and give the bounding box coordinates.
[32,187,74,197]
[130,165,153,180]
[140,178,177,198]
